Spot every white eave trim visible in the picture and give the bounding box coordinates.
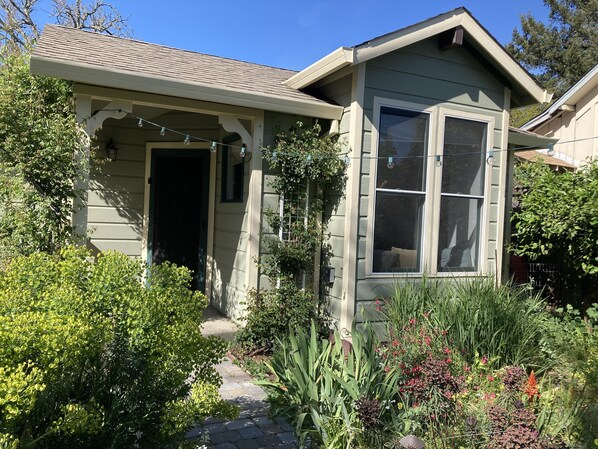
[522,63,598,131]
[508,127,559,148]
[286,10,551,106]
[285,47,354,89]
[31,56,343,120]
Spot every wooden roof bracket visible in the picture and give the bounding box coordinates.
[439,26,464,50]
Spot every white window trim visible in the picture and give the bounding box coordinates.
[366,98,495,278]
[431,108,495,277]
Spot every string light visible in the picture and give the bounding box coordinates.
[387,156,395,169]
[90,110,598,165]
[210,141,217,153]
[435,155,442,167]
[344,155,351,167]
[306,154,313,166]
[272,151,277,162]
[486,150,495,166]
[184,135,190,145]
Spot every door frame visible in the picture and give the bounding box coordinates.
[142,142,216,297]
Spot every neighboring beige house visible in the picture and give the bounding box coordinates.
[522,63,598,167]
[30,7,552,335]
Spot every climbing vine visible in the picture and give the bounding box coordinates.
[237,121,346,352]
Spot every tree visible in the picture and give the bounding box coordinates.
[0,51,83,261]
[0,1,130,262]
[510,159,598,303]
[0,0,130,50]
[507,0,598,95]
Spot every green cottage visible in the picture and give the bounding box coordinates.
[30,7,555,336]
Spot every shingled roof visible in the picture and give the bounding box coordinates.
[31,25,341,118]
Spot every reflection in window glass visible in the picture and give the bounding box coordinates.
[377,107,429,191]
[221,140,244,202]
[373,193,424,272]
[442,117,486,196]
[437,196,482,272]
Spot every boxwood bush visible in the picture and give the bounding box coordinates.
[0,247,237,449]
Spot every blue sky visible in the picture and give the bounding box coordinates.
[34,1,550,71]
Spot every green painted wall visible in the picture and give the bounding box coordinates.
[355,37,506,320]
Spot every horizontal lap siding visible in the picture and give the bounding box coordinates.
[355,38,505,319]
[316,74,353,324]
[90,113,220,260]
[211,152,249,319]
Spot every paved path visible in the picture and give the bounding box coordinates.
[187,308,299,449]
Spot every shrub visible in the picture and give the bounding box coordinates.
[0,248,237,449]
[381,277,548,367]
[258,322,408,449]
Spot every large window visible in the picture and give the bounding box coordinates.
[371,102,491,275]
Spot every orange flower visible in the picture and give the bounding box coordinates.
[525,370,539,401]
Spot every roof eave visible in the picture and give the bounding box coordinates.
[284,47,354,89]
[522,63,598,130]
[288,9,551,106]
[508,127,559,148]
[31,55,343,120]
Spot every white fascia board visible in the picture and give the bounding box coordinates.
[522,63,598,130]
[354,14,462,63]
[354,14,550,106]
[31,56,343,120]
[458,15,551,106]
[508,128,559,148]
[284,47,354,89]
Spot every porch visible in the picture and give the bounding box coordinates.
[79,87,264,320]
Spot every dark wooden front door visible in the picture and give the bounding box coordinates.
[149,149,209,291]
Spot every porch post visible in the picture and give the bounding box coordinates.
[73,94,92,240]
[340,65,366,338]
[496,87,512,283]
[246,113,264,291]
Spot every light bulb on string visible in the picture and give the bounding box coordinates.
[435,155,442,167]
[272,151,277,162]
[160,127,166,136]
[486,150,495,166]
[387,156,395,169]
[210,141,217,153]
[138,118,144,128]
[344,155,351,167]
[547,144,555,156]
[184,135,190,145]
[306,154,313,166]
[240,144,247,158]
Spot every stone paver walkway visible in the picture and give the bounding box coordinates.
[187,307,299,449]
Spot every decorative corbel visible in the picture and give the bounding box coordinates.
[84,100,133,136]
[218,115,252,146]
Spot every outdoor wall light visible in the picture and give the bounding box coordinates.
[105,139,119,162]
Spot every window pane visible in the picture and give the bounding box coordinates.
[221,140,244,202]
[373,192,424,273]
[437,196,482,272]
[377,107,429,191]
[442,117,487,196]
